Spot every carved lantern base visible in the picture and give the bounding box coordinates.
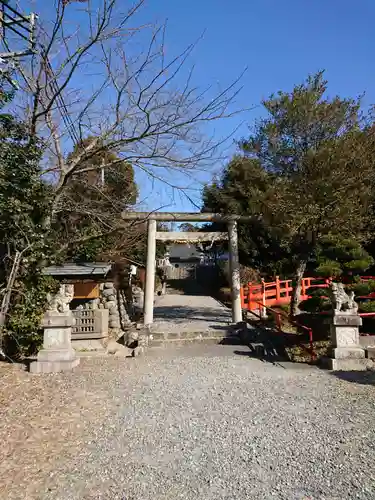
[327,313,370,371]
[30,311,80,374]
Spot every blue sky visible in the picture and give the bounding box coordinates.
[16,0,375,212]
[136,0,375,211]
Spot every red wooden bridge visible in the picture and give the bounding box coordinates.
[240,275,375,311]
[240,277,332,311]
[240,276,375,362]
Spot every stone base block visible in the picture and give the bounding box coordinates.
[37,347,77,362]
[332,313,362,326]
[325,357,372,371]
[332,347,365,359]
[30,357,80,374]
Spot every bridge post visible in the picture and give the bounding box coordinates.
[144,218,157,325]
[228,221,242,324]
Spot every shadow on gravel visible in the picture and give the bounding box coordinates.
[233,348,286,366]
[166,278,207,296]
[218,337,243,345]
[331,370,375,385]
[153,305,230,323]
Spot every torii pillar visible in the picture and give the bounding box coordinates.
[122,212,248,326]
[144,218,157,325]
[228,221,242,324]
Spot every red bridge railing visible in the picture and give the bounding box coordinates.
[240,277,331,311]
[241,276,375,359]
[250,300,316,362]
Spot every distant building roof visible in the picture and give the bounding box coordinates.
[43,262,112,277]
[168,244,202,261]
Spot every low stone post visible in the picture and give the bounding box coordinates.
[30,285,80,374]
[326,283,369,371]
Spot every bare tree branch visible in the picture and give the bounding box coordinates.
[14,0,243,193]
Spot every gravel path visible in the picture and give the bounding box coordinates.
[1,345,375,499]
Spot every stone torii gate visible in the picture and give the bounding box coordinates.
[122,212,251,326]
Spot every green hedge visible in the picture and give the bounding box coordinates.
[348,280,375,297]
[359,301,375,313]
[299,296,331,313]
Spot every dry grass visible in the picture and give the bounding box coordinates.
[286,340,331,363]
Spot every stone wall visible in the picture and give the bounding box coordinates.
[98,282,131,332]
[71,280,137,336]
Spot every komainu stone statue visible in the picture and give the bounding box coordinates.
[329,282,358,314]
[30,284,78,373]
[324,282,371,371]
[47,284,75,313]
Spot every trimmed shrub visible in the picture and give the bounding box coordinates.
[359,301,375,313]
[299,296,331,313]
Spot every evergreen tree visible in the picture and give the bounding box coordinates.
[204,73,375,315]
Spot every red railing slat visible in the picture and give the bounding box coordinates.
[240,276,331,311]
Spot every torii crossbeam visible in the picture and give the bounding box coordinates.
[122,212,252,325]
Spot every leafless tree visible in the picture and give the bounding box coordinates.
[0,0,243,344]
[11,0,242,220]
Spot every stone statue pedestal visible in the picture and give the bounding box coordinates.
[30,311,80,374]
[327,313,369,371]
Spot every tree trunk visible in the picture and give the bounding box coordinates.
[0,251,21,355]
[290,259,307,319]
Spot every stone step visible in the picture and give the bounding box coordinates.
[149,330,233,341]
[323,357,373,371]
[148,336,241,348]
[148,330,242,347]
[72,333,107,340]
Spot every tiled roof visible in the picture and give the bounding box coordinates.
[43,262,112,277]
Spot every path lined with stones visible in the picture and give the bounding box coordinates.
[1,345,375,499]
